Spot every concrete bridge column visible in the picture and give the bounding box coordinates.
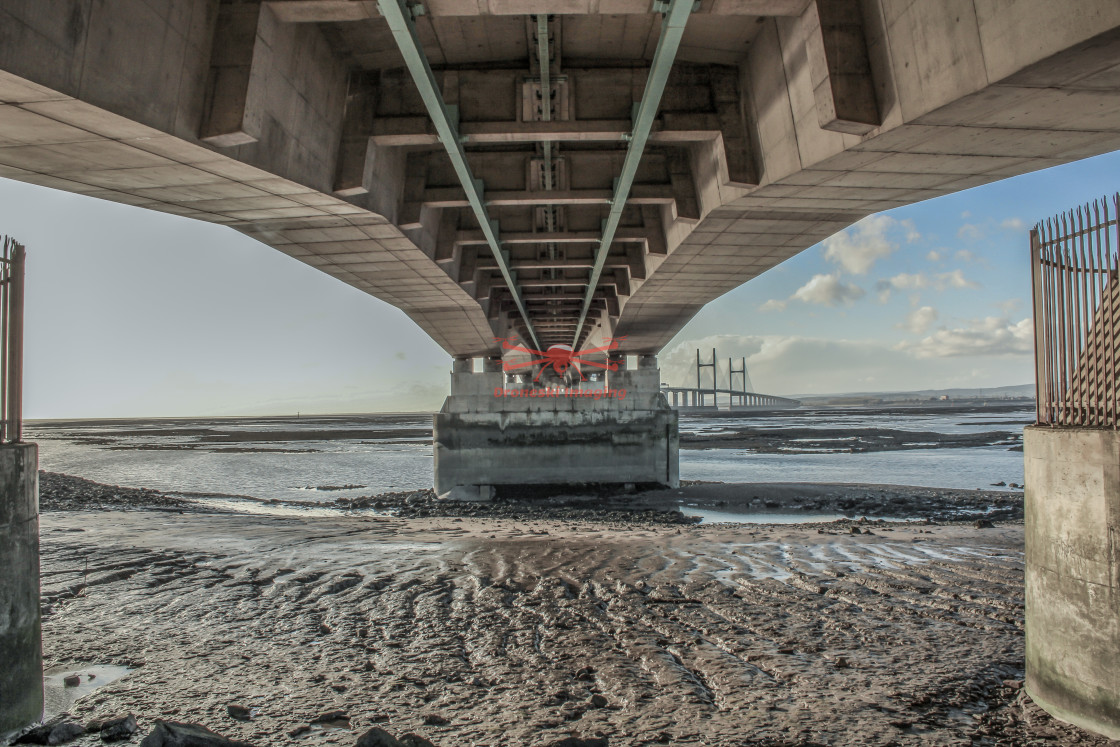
[1024,427,1120,739]
[0,443,41,735]
[434,356,678,497]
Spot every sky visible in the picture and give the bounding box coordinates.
[4,148,1119,418]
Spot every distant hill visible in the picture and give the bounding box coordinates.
[794,383,1034,404]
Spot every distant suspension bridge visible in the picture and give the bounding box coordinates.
[663,349,801,412]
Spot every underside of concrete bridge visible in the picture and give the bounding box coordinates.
[2,1,1120,737]
[1,0,1119,360]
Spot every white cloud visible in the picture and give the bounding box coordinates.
[759,298,787,312]
[822,215,898,275]
[887,272,928,290]
[996,298,1023,314]
[935,269,980,290]
[1001,217,1027,232]
[898,317,1033,358]
[900,219,921,243]
[791,273,866,306]
[954,249,978,263]
[899,306,938,334]
[926,250,942,262]
[873,272,930,303]
[958,223,984,240]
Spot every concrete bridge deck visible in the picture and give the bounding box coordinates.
[0,0,1117,359]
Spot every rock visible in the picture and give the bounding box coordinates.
[422,713,448,726]
[400,736,437,747]
[991,481,1006,487]
[834,657,850,669]
[47,722,85,745]
[101,714,138,742]
[849,526,861,535]
[288,726,312,738]
[354,728,404,747]
[1003,679,1023,690]
[14,724,52,744]
[588,694,609,708]
[62,675,82,687]
[310,710,350,725]
[138,720,256,746]
[542,739,608,747]
[974,519,995,529]
[574,666,596,681]
[777,647,795,655]
[226,705,251,721]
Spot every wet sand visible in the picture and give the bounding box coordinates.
[28,482,1115,746]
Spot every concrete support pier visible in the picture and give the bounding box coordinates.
[433,360,678,498]
[0,443,41,735]
[1023,427,1120,739]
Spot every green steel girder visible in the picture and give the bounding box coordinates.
[377,0,541,350]
[572,0,694,348]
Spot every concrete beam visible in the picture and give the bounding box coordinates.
[199,2,263,147]
[266,0,811,21]
[803,0,880,135]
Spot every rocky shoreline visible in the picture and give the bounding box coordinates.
[38,472,1024,528]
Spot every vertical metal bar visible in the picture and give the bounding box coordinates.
[572,0,693,347]
[0,239,8,442]
[1090,199,1104,425]
[1075,205,1087,424]
[8,241,23,442]
[1031,228,1045,425]
[1055,218,1067,424]
[1039,221,1048,423]
[1112,193,1120,428]
[1063,215,1076,424]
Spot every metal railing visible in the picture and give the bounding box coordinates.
[1031,194,1119,427]
[0,236,25,443]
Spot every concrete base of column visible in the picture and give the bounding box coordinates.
[1023,426,1120,740]
[0,443,41,736]
[433,370,679,497]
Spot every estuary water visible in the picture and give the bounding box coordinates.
[26,405,1031,503]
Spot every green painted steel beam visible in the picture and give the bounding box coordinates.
[571,0,693,348]
[377,0,540,350]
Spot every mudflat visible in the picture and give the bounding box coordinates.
[30,486,1112,746]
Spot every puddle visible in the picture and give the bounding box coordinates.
[680,505,921,525]
[43,663,131,720]
[682,507,848,524]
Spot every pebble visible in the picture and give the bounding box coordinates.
[226,704,251,721]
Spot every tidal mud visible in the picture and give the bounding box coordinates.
[27,493,1112,746]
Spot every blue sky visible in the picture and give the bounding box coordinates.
[5,148,1119,418]
[660,150,1120,395]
